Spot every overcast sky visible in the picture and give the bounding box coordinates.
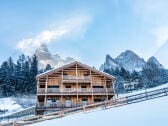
[0,0,168,68]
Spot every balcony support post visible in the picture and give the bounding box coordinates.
[90,69,94,104]
[105,77,108,101]
[36,78,39,108]
[44,75,48,107]
[76,64,79,103]
[61,69,63,108]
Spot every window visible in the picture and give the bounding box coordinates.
[66,86,71,91]
[39,85,45,88]
[92,86,103,88]
[48,86,59,88]
[82,99,88,106]
[66,100,71,107]
[81,85,87,92]
[94,99,102,102]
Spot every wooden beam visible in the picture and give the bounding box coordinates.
[76,64,79,103]
[44,76,48,106]
[61,69,63,107]
[105,77,108,101]
[90,69,94,104]
[36,78,39,107]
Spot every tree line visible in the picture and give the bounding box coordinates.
[104,62,168,94]
[0,54,38,96]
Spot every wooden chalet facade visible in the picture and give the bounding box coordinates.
[36,61,115,115]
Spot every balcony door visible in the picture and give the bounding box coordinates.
[92,86,104,93]
[47,86,59,93]
[82,99,88,106]
[66,86,71,92]
[81,85,87,92]
[65,99,71,107]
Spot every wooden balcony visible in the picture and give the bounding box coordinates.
[36,102,94,109]
[37,88,114,95]
[62,75,91,83]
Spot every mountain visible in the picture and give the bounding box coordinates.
[100,50,168,92]
[34,44,75,69]
[100,55,118,71]
[115,50,145,72]
[101,50,146,72]
[147,56,164,69]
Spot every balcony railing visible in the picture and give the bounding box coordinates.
[36,102,94,109]
[63,75,90,81]
[37,88,114,94]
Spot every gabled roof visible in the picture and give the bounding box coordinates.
[36,61,115,79]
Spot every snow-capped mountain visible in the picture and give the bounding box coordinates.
[147,56,164,69]
[34,44,75,69]
[100,55,119,71]
[100,50,164,72]
[115,50,145,72]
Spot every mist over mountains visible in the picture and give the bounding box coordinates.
[34,44,75,69]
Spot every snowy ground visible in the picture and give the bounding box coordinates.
[0,95,35,117]
[0,97,23,116]
[27,95,168,126]
[26,83,168,126]
[118,83,168,98]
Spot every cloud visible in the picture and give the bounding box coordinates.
[152,26,168,47]
[16,14,92,55]
[130,0,168,47]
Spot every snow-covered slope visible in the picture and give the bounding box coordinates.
[118,83,168,98]
[27,95,168,126]
[35,44,75,69]
[0,95,35,117]
[0,98,23,116]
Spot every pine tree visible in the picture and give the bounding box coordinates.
[44,64,52,72]
[119,68,130,79]
[0,61,15,96]
[30,55,38,93]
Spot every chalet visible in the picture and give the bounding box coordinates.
[123,77,142,91]
[36,61,115,115]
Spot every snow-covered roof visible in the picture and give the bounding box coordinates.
[36,61,115,79]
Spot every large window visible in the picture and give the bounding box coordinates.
[81,85,87,92]
[82,99,88,106]
[92,86,103,88]
[48,86,59,88]
[94,99,102,103]
[66,86,71,91]
[65,99,71,107]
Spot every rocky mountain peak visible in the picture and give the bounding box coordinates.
[35,44,52,61]
[147,56,164,68]
[115,50,145,72]
[34,44,75,69]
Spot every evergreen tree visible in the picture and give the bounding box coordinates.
[15,60,22,92]
[44,64,52,72]
[30,55,38,93]
[119,68,130,79]
[0,61,15,96]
